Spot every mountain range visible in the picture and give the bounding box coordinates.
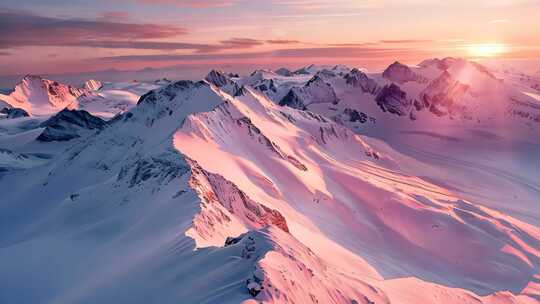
[1,58,540,304]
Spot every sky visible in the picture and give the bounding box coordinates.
[1,0,540,83]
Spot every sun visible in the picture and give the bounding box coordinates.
[466,43,508,57]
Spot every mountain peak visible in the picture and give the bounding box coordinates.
[8,75,92,115]
[205,69,232,88]
[344,68,379,94]
[84,79,103,91]
[274,67,293,76]
[383,61,426,84]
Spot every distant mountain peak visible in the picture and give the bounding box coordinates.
[274,67,293,76]
[84,79,103,91]
[383,61,427,84]
[418,70,470,117]
[205,69,233,88]
[8,75,93,115]
[344,68,379,94]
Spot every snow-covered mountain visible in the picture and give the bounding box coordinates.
[2,75,95,115]
[256,58,540,132]
[84,79,103,91]
[1,58,539,304]
[0,75,165,118]
[36,108,108,142]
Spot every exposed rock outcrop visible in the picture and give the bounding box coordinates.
[375,83,410,116]
[0,107,29,119]
[37,108,107,141]
[275,68,293,76]
[84,79,103,91]
[419,71,470,116]
[344,68,379,94]
[279,75,338,110]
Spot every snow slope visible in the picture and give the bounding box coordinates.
[174,86,540,302]
[244,58,540,226]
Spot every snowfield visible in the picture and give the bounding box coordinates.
[0,58,539,304]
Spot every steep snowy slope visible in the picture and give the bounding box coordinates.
[174,85,540,302]
[239,59,540,226]
[0,80,387,304]
[0,80,278,304]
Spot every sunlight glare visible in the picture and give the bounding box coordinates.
[466,43,508,57]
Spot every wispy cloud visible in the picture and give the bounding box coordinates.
[137,0,239,8]
[0,8,187,49]
[99,46,421,62]
[219,38,264,48]
[266,39,301,45]
[99,11,131,21]
[379,39,433,44]
[270,0,376,11]
[0,9,266,53]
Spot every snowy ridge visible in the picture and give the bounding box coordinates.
[174,85,540,302]
[84,79,103,91]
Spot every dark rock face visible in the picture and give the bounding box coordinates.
[117,153,189,188]
[314,69,337,79]
[37,108,107,142]
[280,75,338,110]
[279,89,307,110]
[293,65,313,75]
[205,70,232,87]
[344,108,368,123]
[0,107,29,119]
[204,70,240,95]
[344,68,379,94]
[274,68,293,76]
[419,71,469,116]
[137,80,206,106]
[225,235,244,246]
[375,83,410,116]
[189,159,290,233]
[383,61,426,84]
[233,85,248,97]
[253,79,277,93]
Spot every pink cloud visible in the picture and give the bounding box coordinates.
[99,46,427,62]
[99,11,131,21]
[266,39,301,44]
[137,0,239,8]
[0,9,187,50]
